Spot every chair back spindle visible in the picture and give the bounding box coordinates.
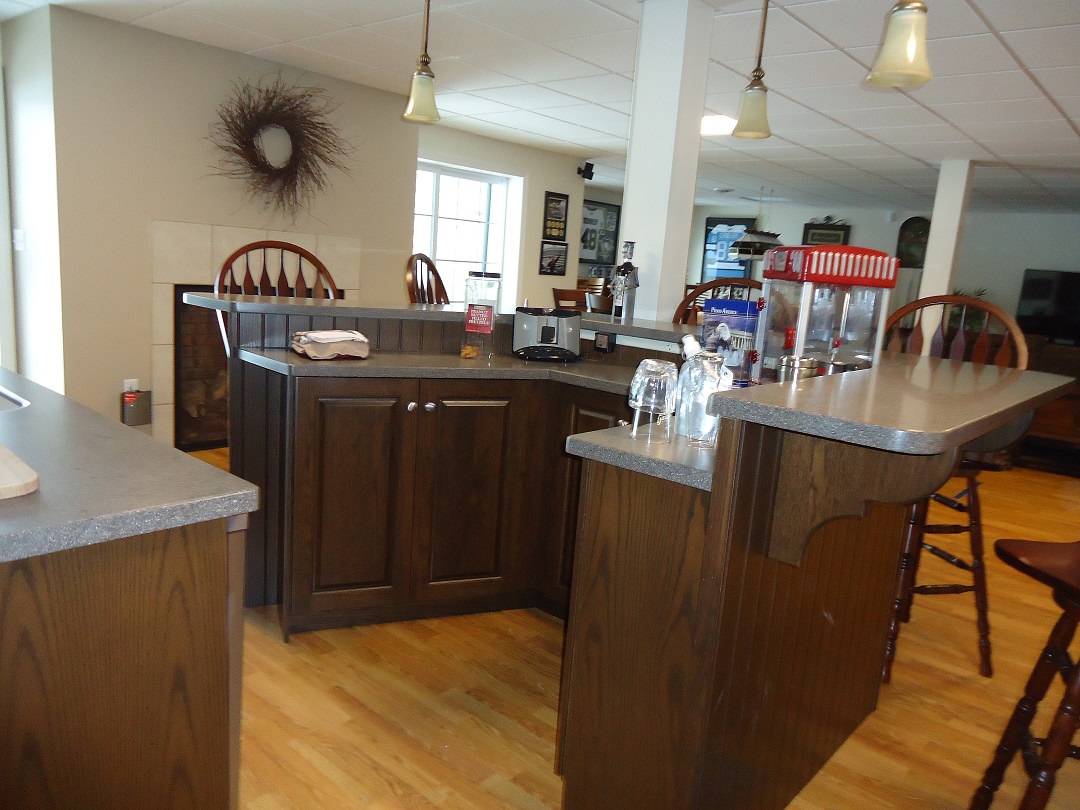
[405,253,449,304]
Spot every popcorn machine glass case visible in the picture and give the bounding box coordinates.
[754,246,899,383]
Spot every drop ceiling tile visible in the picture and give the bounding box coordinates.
[830,104,943,130]
[466,33,615,84]
[1001,25,1080,70]
[287,27,414,72]
[434,92,516,116]
[749,50,870,91]
[786,83,919,113]
[926,34,1020,77]
[906,70,1045,104]
[540,73,635,105]
[427,60,520,94]
[461,0,634,42]
[895,140,999,162]
[470,83,586,111]
[772,0,891,49]
[1032,66,1080,97]
[539,104,629,137]
[969,118,1076,144]
[711,6,833,56]
[551,29,640,74]
[276,0,408,27]
[932,97,1063,125]
[166,0,343,41]
[135,7,279,52]
[975,0,1080,30]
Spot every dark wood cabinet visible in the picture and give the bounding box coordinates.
[538,383,632,617]
[285,376,543,633]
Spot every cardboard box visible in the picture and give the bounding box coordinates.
[701,299,760,387]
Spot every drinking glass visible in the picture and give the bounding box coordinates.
[628,359,678,442]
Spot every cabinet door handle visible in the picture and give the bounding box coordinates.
[407,401,418,412]
[424,401,436,412]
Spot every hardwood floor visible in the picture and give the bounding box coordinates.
[230,460,1080,809]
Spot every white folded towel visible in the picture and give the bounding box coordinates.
[291,330,370,360]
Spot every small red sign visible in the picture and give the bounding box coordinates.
[465,304,494,334]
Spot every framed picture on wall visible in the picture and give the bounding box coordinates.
[802,222,851,245]
[581,200,620,266]
[702,217,756,280]
[543,191,569,241]
[540,240,569,275]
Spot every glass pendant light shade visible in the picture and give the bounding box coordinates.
[733,78,770,139]
[402,0,440,124]
[403,68,440,123]
[867,1,932,88]
[732,0,772,139]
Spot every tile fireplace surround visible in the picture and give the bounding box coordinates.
[150,220,362,447]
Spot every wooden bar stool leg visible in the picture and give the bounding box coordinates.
[970,610,1078,809]
[1017,631,1080,810]
[882,498,927,684]
[966,475,993,677]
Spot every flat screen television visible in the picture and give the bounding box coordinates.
[1015,268,1080,345]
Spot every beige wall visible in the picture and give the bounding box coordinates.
[5,7,417,419]
[4,9,62,390]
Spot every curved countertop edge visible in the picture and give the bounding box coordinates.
[707,353,1073,456]
[184,292,696,345]
[0,369,259,564]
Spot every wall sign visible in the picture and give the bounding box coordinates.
[802,222,851,245]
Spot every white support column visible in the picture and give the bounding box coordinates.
[918,159,973,298]
[620,0,712,321]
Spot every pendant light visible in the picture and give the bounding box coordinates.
[402,0,440,123]
[732,0,771,139]
[867,1,932,88]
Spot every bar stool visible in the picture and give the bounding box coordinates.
[880,295,1029,683]
[970,538,1080,809]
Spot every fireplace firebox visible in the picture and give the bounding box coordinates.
[173,284,227,451]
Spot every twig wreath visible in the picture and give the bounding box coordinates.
[211,77,350,218]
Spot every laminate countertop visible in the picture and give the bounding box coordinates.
[0,369,259,563]
[566,353,1074,491]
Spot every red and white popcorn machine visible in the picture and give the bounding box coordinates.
[754,245,900,383]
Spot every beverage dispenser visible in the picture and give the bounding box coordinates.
[754,245,899,383]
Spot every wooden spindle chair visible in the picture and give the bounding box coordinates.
[672,278,762,324]
[215,240,341,357]
[971,538,1080,809]
[880,294,1029,683]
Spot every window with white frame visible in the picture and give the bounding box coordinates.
[413,162,515,303]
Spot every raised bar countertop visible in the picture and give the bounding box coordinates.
[0,368,259,563]
[185,291,695,346]
[566,352,1073,489]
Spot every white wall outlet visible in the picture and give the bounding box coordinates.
[123,378,140,392]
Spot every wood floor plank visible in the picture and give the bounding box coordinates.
[236,464,1080,809]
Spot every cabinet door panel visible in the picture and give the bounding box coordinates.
[412,379,538,601]
[425,396,509,580]
[288,378,416,627]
